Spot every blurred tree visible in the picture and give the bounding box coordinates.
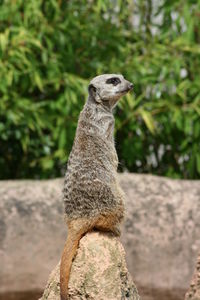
[0,0,200,179]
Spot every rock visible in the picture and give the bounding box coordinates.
[185,251,200,300]
[1,174,200,300]
[39,231,140,300]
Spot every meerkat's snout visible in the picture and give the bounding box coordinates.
[128,82,134,91]
[118,80,133,94]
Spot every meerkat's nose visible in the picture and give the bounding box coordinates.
[128,83,134,90]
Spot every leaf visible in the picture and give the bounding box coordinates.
[58,128,66,149]
[0,30,9,52]
[40,158,54,170]
[34,72,43,91]
[140,110,156,134]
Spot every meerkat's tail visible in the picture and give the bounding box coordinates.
[60,231,81,300]
[60,219,93,300]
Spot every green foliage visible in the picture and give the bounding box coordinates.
[0,0,200,179]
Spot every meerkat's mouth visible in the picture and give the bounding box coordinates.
[116,87,133,94]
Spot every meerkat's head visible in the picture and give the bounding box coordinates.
[88,74,133,110]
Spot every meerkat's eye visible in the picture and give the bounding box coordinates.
[106,77,121,86]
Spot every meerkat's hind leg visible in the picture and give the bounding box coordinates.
[110,224,121,236]
[94,224,121,236]
[94,213,122,236]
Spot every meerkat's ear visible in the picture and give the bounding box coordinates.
[88,84,101,103]
[88,84,96,95]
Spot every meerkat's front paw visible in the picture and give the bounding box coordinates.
[111,225,121,237]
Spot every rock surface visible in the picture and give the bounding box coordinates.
[185,251,200,300]
[1,174,200,300]
[40,232,140,300]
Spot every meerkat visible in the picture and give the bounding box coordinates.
[60,74,133,300]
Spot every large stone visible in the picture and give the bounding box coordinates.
[40,232,140,300]
[1,174,200,300]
